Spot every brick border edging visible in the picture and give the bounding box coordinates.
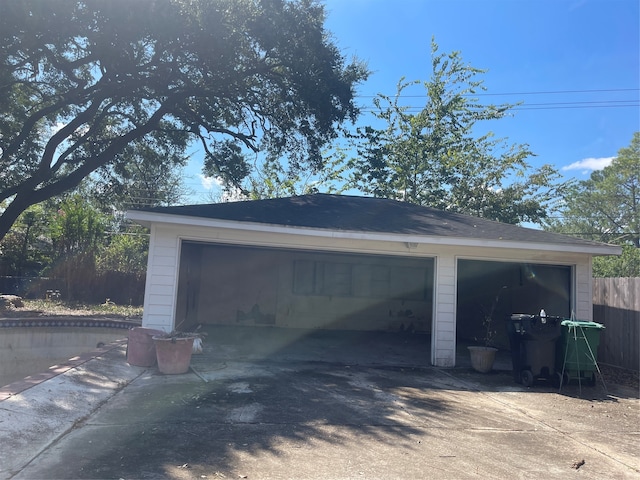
[0,317,140,329]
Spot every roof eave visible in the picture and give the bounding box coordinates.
[125,210,622,257]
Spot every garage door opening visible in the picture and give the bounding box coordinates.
[456,260,572,350]
[176,241,435,335]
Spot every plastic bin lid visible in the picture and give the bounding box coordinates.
[561,319,605,329]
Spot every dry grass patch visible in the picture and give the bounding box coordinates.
[1,298,142,320]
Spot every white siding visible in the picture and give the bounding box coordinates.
[432,254,456,367]
[575,259,593,321]
[138,221,602,367]
[141,225,180,332]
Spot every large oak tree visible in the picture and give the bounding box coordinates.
[0,0,368,241]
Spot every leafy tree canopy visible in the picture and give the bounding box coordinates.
[243,146,350,200]
[0,203,50,276]
[545,132,639,247]
[592,244,640,278]
[545,132,640,277]
[88,135,191,212]
[0,0,368,241]
[348,40,563,225]
[49,195,106,256]
[96,227,149,276]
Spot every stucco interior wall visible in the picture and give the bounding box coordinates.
[456,259,573,349]
[176,242,434,333]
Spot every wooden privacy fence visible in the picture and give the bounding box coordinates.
[593,277,639,371]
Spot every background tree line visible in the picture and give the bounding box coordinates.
[0,194,150,303]
[1,1,637,306]
[543,132,639,277]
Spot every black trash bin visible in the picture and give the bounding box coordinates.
[506,314,528,383]
[507,314,563,387]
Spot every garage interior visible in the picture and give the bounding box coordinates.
[175,241,573,365]
[456,259,572,350]
[176,241,435,334]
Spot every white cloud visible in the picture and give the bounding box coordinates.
[198,174,222,191]
[562,157,614,173]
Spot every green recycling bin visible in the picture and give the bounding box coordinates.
[557,320,605,386]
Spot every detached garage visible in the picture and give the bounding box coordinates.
[127,194,620,367]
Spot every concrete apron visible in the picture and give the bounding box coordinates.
[1,326,638,480]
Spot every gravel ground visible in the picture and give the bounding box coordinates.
[599,364,640,392]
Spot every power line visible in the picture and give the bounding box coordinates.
[522,100,638,106]
[356,87,640,112]
[469,88,639,97]
[494,103,637,111]
[355,88,640,99]
[359,101,639,113]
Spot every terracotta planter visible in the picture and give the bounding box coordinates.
[153,336,195,374]
[467,346,498,373]
[127,327,166,367]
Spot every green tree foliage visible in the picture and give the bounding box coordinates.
[45,195,106,299]
[349,40,562,225]
[592,245,640,278]
[0,195,148,302]
[245,147,350,200]
[0,205,50,276]
[49,196,106,256]
[545,132,640,277]
[96,228,149,276]
[0,0,368,241]
[89,134,191,211]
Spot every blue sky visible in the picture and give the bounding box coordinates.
[188,0,639,201]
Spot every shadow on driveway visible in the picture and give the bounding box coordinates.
[11,326,640,479]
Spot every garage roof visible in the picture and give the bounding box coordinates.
[128,194,620,254]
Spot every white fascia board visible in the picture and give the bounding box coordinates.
[125,210,622,257]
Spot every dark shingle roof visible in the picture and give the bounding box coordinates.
[135,194,611,249]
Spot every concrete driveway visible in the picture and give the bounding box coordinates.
[1,326,638,479]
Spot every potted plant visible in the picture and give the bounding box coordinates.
[468,286,507,373]
[152,329,204,375]
[127,327,166,367]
